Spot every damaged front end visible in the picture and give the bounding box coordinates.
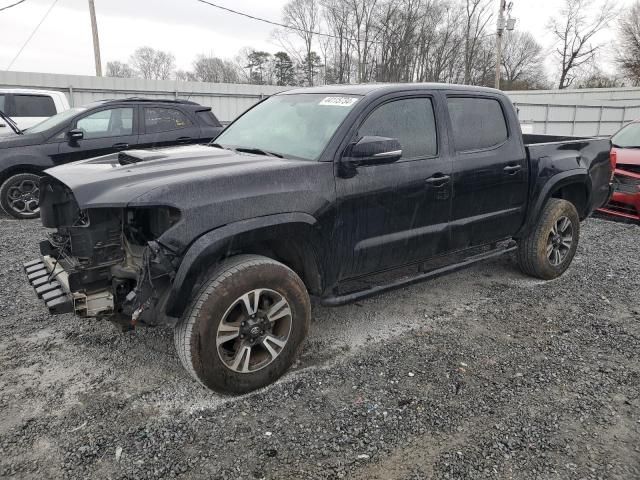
[24,176,181,328]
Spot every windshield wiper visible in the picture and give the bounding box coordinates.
[0,109,23,135]
[234,147,283,158]
[208,142,227,149]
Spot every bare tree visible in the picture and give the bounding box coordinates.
[617,0,640,85]
[463,0,493,85]
[192,55,239,83]
[105,61,135,78]
[548,0,617,89]
[346,0,380,83]
[500,31,547,90]
[130,47,175,80]
[283,0,319,85]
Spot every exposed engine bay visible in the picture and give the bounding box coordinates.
[24,176,181,328]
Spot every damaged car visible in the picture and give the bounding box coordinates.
[25,84,613,394]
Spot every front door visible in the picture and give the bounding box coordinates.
[55,106,138,165]
[335,95,452,279]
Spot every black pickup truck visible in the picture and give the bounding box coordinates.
[24,84,612,394]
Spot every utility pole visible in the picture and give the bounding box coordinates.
[495,0,506,89]
[88,0,102,76]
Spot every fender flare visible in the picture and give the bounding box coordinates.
[165,212,318,318]
[518,169,592,237]
[0,155,55,182]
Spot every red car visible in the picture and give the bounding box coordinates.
[598,121,640,222]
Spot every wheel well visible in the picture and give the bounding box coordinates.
[551,183,588,218]
[185,225,324,299]
[0,165,44,186]
[226,236,323,296]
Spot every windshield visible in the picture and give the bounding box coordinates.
[27,107,86,134]
[612,122,640,148]
[214,93,361,161]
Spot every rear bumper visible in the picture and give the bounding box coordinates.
[23,257,74,314]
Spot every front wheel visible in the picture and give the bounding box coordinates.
[174,255,311,394]
[0,173,41,219]
[517,198,580,280]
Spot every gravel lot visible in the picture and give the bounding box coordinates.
[0,216,639,480]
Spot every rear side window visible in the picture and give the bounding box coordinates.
[0,95,5,112]
[13,94,56,117]
[196,110,221,127]
[358,98,438,159]
[144,107,192,133]
[447,97,508,151]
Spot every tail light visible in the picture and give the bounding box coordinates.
[610,148,617,181]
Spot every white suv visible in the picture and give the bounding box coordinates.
[0,89,70,136]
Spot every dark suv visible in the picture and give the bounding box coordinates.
[0,98,223,219]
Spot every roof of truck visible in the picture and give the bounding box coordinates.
[280,83,502,96]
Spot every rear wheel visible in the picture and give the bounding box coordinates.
[0,173,41,219]
[517,198,580,280]
[174,254,311,394]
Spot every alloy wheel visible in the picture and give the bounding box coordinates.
[6,178,40,217]
[546,216,573,266]
[216,288,292,374]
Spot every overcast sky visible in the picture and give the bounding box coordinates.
[0,0,634,78]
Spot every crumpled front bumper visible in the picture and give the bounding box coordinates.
[23,257,74,314]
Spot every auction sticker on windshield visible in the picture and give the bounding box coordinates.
[319,96,359,107]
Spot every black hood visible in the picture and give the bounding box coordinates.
[44,145,313,208]
[0,132,46,149]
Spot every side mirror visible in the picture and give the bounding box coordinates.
[344,136,402,165]
[67,128,84,142]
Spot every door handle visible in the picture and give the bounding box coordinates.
[425,174,451,187]
[177,136,192,144]
[504,165,522,174]
[113,143,129,150]
[0,123,6,128]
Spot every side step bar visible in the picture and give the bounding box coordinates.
[317,244,518,307]
[23,258,74,314]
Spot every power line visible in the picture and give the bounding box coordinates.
[196,0,380,45]
[6,0,58,70]
[0,0,27,12]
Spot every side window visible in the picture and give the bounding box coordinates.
[447,97,508,151]
[76,108,134,139]
[0,95,5,112]
[13,95,56,117]
[358,98,438,159]
[144,108,192,133]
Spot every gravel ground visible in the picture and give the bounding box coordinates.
[0,216,639,480]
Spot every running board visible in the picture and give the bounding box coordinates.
[317,244,518,307]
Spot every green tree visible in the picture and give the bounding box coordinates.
[273,52,295,86]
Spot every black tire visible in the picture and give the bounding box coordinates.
[0,173,41,219]
[174,254,311,394]
[517,198,580,280]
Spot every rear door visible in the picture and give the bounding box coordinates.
[445,94,528,250]
[54,106,138,164]
[137,106,203,148]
